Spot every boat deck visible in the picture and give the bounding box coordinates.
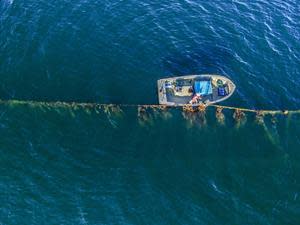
[158,74,236,106]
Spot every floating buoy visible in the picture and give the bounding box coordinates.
[233,109,247,128]
[182,105,195,112]
[159,106,172,120]
[137,106,146,117]
[198,103,206,112]
[233,109,245,120]
[255,111,265,125]
[137,106,153,126]
[216,106,225,125]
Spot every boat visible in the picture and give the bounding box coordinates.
[157,74,236,106]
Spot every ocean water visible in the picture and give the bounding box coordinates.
[0,0,300,224]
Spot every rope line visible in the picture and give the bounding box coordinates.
[1,99,299,115]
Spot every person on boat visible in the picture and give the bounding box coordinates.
[189,94,202,104]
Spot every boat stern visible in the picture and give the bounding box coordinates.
[157,78,169,105]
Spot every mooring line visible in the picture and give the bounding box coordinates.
[209,105,297,115]
[0,99,299,115]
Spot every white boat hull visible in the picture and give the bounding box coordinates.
[157,74,236,106]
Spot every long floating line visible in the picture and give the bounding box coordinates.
[1,99,300,115]
[3,99,293,146]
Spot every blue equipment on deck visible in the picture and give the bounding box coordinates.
[194,80,213,96]
[218,87,227,96]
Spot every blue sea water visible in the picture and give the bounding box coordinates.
[0,0,300,224]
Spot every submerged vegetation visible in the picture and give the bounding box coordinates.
[1,99,299,129]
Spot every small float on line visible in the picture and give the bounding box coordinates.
[157,74,236,106]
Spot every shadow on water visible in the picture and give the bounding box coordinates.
[162,45,234,75]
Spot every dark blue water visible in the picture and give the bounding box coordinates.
[1,0,300,224]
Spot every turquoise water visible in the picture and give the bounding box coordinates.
[1,0,300,224]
